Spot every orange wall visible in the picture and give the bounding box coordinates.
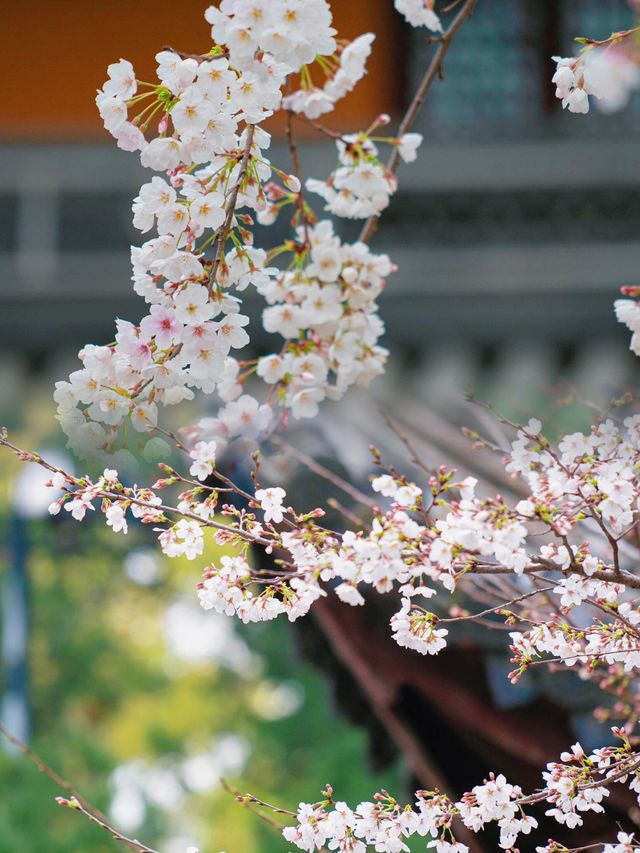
[1,1,403,141]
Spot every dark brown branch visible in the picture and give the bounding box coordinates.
[285,109,312,245]
[208,124,256,293]
[359,0,478,244]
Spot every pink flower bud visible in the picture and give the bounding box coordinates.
[284,174,301,193]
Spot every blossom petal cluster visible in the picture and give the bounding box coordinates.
[552,47,640,114]
[254,219,393,416]
[282,739,640,851]
[59,1,426,460]
[306,135,400,219]
[394,0,443,32]
[616,296,640,356]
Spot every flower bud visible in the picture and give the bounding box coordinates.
[284,174,301,193]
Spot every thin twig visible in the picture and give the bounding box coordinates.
[518,757,640,807]
[0,723,159,853]
[327,496,369,528]
[0,722,93,808]
[270,435,377,508]
[292,112,345,140]
[63,797,160,853]
[438,585,555,624]
[162,45,228,61]
[379,409,437,477]
[221,778,293,828]
[579,26,640,48]
[0,434,274,548]
[285,109,312,246]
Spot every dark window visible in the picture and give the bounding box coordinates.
[0,194,18,251]
[58,192,137,252]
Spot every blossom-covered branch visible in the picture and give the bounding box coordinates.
[551,11,640,114]
[56,0,470,461]
[249,734,640,852]
[8,397,640,675]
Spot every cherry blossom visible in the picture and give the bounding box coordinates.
[254,487,287,524]
[10,2,640,851]
[282,33,376,119]
[394,0,443,32]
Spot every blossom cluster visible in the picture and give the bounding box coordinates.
[505,414,640,538]
[552,28,640,114]
[282,34,376,119]
[616,295,640,357]
[57,0,427,460]
[509,597,640,680]
[307,134,405,220]
[393,0,443,33]
[55,234,276,456]
[255,219,392,416]
[601,833,640,853]
[195,412,640,665]
[281,738,640,851]
[97,1,337,156]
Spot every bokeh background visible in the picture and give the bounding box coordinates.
[0,1,639,850]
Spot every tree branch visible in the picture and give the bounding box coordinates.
[208,123,256,293]
[359,0,478,244]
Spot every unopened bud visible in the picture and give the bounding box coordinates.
[56,796,79,810]
[284,174,301,193]
[342,266,358,284]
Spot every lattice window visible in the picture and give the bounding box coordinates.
[407,0,638,140]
